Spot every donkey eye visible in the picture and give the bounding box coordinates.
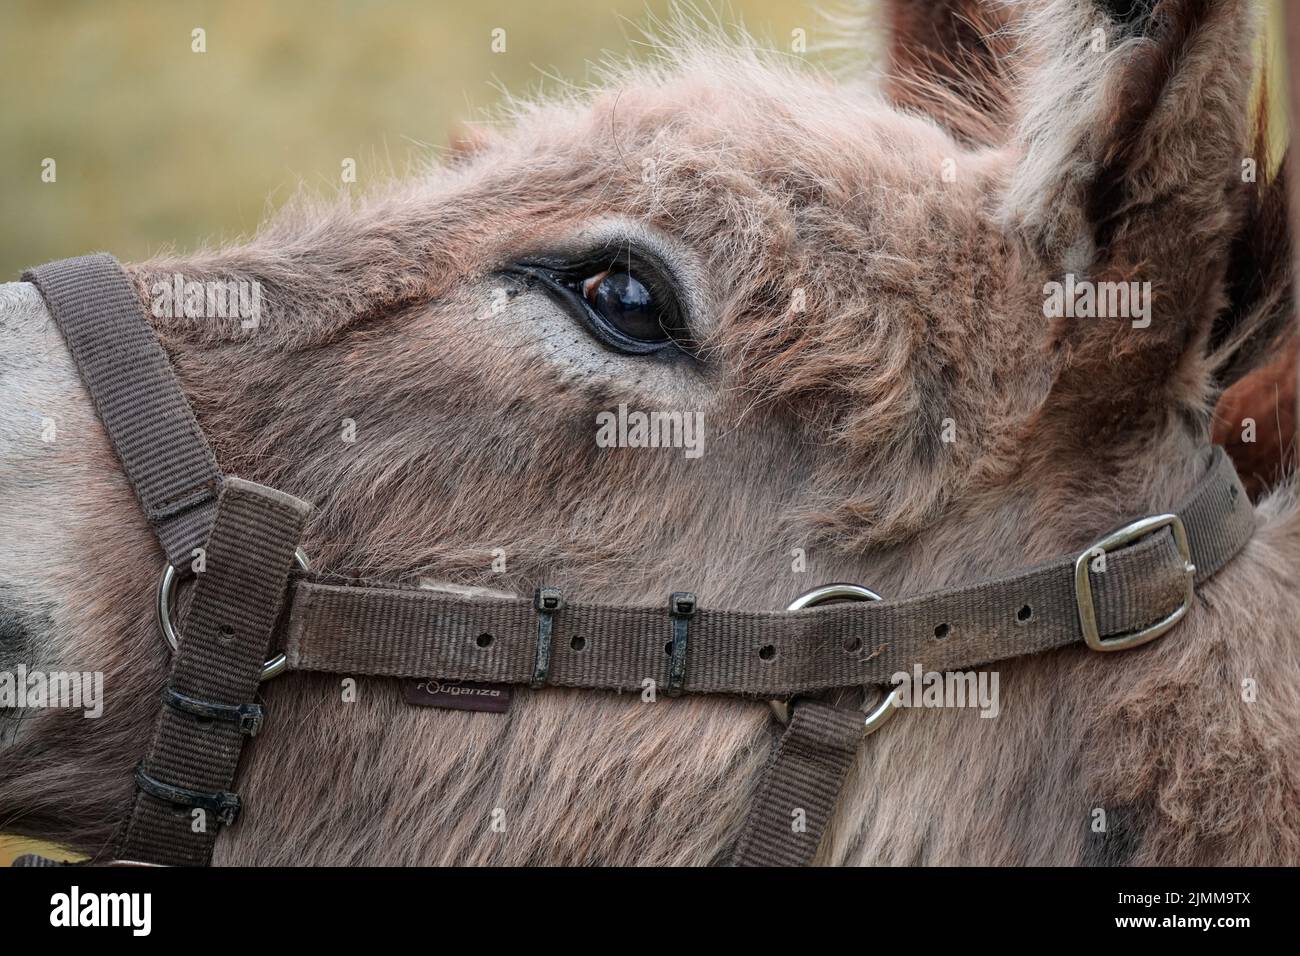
[509,247,685,356]
[579,270,666,343]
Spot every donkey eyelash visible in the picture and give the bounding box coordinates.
[505,242,693,357]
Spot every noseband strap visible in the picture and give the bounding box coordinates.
[23,254,222,572]
[280,447,1250,695]
[17,254,1258,868]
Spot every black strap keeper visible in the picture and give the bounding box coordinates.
[532,587,563,688]
[162,686,264,737]
[667,592,696,697]
[134,767,242,828]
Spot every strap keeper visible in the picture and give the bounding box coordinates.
[667,592,696,698]
[134,767,242,828]
[162,686,264,737]
[532,587,563,688]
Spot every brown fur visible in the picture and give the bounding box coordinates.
[1,0,1296,865]
[877,0,1020,146]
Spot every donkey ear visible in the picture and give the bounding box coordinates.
[1001,0,1272,416]
[877,0,1019,145]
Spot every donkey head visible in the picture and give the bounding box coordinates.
[1,0,1289,862]
[122,0,1283,598]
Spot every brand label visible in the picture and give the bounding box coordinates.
[402,679,512,713]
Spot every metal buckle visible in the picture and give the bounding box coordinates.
[1074,513,1195,652]
[156,547,309,682]
[769,583,901,737]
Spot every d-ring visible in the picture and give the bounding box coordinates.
[769,582,902,736]
[156,547,309,682]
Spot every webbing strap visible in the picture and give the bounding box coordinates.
[112,478,311,866]
[731,702,863,866]
[17,253,1260,869]
[22,253,221,572]
[283,446,1254,695]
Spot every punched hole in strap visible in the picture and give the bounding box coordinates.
[532,587,563,688]
[667,592,696,698]
[162,686,264,737]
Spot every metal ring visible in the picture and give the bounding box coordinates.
[770,582,900,736]
[156,547,309,682]
[100,859,167,868]
[785,582,882,612]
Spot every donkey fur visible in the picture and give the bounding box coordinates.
[0,0,1296,864]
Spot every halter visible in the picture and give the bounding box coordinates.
[14,254,1257,867]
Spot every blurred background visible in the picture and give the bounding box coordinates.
[0,0,831,280]
[0,1,1290,866]
[1,1,1286,279]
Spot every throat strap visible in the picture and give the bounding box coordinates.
[731,700,864,867]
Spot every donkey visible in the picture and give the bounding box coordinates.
[1,0,1296,865]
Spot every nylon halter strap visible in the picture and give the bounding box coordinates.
[18,254,1257,868]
